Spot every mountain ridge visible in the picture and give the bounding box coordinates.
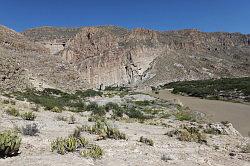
[0,24,249,91]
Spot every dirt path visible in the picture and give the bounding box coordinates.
[148,89,250,137]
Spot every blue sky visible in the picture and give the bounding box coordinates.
[0,0,249,33]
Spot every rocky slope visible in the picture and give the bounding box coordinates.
[23,26,250,89]
[0,25,48,53]
[0,26,88,92]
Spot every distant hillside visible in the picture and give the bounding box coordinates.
[23,26,250,89]
[0,24,249,92]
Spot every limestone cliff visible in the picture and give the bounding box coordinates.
[22,26,250,89]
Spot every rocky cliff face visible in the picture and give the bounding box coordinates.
[50,26,250,88]
[17,25,250,89]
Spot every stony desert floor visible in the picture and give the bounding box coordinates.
[0,92,249,166]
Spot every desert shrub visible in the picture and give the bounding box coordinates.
[104,102,119,111]
[204,125,222,135]
[86,102,99,112]
[86,102,106,116]
[56,115,68,121]
[125,109,145,120]
[80,144,104,159]
[76,89,103,98]
[139,136,154,146]
[51,136,88,155]
[91,108,106,117]
[166,126,207,144]
[81,121,126,140]
[134,100,151,106]
[88,115,106,122]
[71,127,82,138]
[5,108,20,117]
[0,130,21,158]
[112,108,124,118]
[3,99,10,104]
[104,86,129,92]
[242,143,250,153]
[10,100,16,105]
[175,111,195,121]
[161,154,173,162]
[68,115,76,124]
[51,107,63,113]
[12,88,85,112]
[21,123,39,136]
[21,111,36,121]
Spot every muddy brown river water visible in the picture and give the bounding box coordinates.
[149,89,250,137]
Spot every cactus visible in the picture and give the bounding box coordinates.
[81,120,126,140]
[0,130,21,158]
[51,136,88,155]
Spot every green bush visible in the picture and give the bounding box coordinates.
[5,108,20,117]
[175,111,195,121]
[125,109,145,120]
[0,130,21,158]
[12,88,86,112]
[21,111,36,121]
[162,77,250,102]
[51,107,63,113]
[86,102,106,116]
[134,100,151,106]
[76,89,103,98]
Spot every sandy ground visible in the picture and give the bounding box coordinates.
[149,89,250,137]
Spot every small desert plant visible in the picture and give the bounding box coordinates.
[88,115,106,122]
[68,115,76,124]
[71,127,82,138]
[56,115,68,121]
[161,154,173,162]
[3,99,10,104]
[21,111,36,121]
[86,102,106,116]
[134,100,151,106]
[0,130,21,158]
[21,123,39,136]
[139,136,154,146]
[10,100,16,105]
[166,126,207,144]
[81,121,126,140]
[51,136,88,155]
[51,106,63,113]
[241,143,250,153]
[5,108,20,117]
[80,144,104,159]
[175,111,195,121]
